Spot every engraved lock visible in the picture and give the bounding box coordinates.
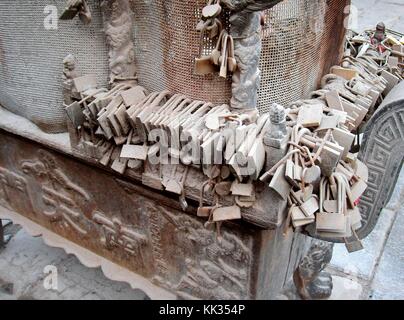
[302,146,321,185]
[219,33,229,78]
[211,30,226,66]
[227,35,237,73]
[202,0,222,20]
[195,33,216,75]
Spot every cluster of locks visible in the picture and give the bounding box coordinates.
[63,25,402,249]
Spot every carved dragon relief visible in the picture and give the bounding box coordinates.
[157,207,252,300]
[19,150,150,262]
[117,178,253,300]
[20,150,94,236]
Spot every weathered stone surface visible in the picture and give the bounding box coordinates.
[352,0,404,34]
[0,229,147,300]
[328,276,363,300]
[329,208,396,280]
[369,207,404,300]
[385,169,404,211]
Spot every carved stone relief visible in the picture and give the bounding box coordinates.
[293,239,334,300]
[0,133,257,299]
[358,103,404,239]
[118,179,253,300]
[101,0,137,86]
[20,150,94,236]
[221,0,283,111]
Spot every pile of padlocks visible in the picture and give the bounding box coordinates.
[64,25,403,245]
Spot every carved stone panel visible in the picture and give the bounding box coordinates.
[0,132,256,299]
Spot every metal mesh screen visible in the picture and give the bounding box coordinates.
[0,0,109,133]
[0,0,347,133]
[258,0,349,113]
[130,0,347,113]
[130,0,232,105]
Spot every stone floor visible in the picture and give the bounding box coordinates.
[0,0,403,301]
[325,0,404,301]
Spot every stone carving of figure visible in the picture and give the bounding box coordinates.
[102,0,137,86]
[220,0,283,113]
[62,54,79,104]
[293,239,334,300]
[370,22,387,53]
[62,54,79,82]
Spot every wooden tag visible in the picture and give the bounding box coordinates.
[121,86,146,107]
[300,197,319,217]
[212,206,241,222]
[65,102,85,128]
[325,90,344,111]
[231,181,254,197]
[120,145,149,160]
[197,207,214,218]
[297,105,323,128]
[73,75,97,93]
[330,66,358,80]
[269,164,291,200]
[350,178,367,201]
[316,213,346,233]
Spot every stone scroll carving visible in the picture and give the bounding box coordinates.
[101,0,137,86]
[357,104,404,239]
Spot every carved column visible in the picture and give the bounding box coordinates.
[221,0,283,111]
[228,11,261,111]
[293,239,334,300]
[0,220,4,247]
[101,0,137,86]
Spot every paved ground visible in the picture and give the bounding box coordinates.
[0,0,403,300]
[325,0,404,301]
[351,0,403,33]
